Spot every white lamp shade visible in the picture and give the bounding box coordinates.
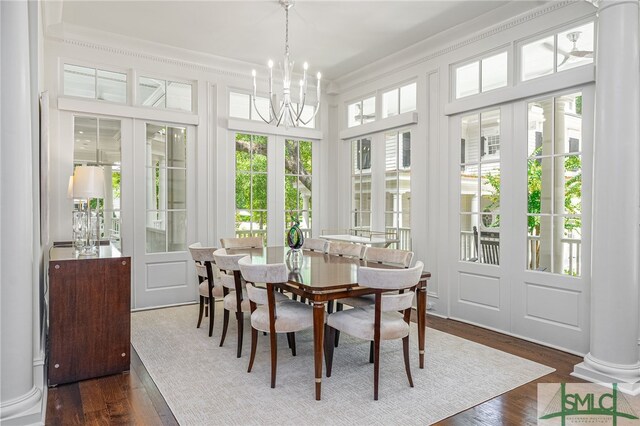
[73,166,105,199]
[67,176,74,199]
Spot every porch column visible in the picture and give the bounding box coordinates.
[572,0,640,394]
[0,0,42,423]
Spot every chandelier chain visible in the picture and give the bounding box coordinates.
[285,7,289,55]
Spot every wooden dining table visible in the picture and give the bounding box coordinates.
[227,246,431,401]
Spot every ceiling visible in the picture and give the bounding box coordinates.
[60,1,546,80]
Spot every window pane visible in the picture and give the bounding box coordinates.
[285,175,299,211]
[284,140,299,174]
[74,117,98,164]
[555,155,582,215]
[401,132,411,169]
[361,176,372,211]
[236,134,251,171]
[252,137,268,172]
[555,93,582,155]
[481,163,500,213]
[139,77,166,108]
[400,83,417,114]
[230,92,250,119]
[167,127,186,168]
[146,125,166,167]
[385,133,398,171]
[352,176,361,211]
[479,227,500,264]
[461,114,480,164]
[528,157,552,215]
[362,97,376,124]
[64,64,96,99]
[299,141,312,174]
[167,210,187,252]
[146,211,166,253]
[460,213,478,261]
[385,171,398,212]
[235,172,250,209]
[167,169,186,210]
[481,52,507,92]
[299,104,315,128]
[382,89,399,118]
[522,36,554,81]
[557,216,581,276]
[481,109,500,161]
[252,96,271,121]
[96,70,126,103]
[252,173,267,209]
[347,102,360,127]
[97,119,121,165]
[557,22,594,73]
[456,61,479,98]
[166,81,192,111]
[460,165,475,213]
[527,98,553,157]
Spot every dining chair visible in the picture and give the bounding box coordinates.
[324,261,424,400]
[188,243,223,337]
[302,238,329,253]
[220,236,264,249]
[239,256,314,388]
[328,241,366,259]
[213,248,288,357]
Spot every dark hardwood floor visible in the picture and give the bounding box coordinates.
[45,311,584,425]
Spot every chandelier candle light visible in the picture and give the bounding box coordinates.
[251,0,321,128]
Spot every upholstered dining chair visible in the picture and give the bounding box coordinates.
[213,248,288,357]
[328,241,366,259]
[220,236,264,249]
[239,256,314,388]
[324,261,424,400]
[188,243,223,337]
[302,238,329,253]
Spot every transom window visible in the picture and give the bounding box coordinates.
[454,52,508,99]
[235,133,268,242]
[229,92,315,128]
[138,77,193,112]
[382,82,417,119]
[521,22,594,82]
[526,92,583,276]
[64,64,127,103]
[347,96,376,128]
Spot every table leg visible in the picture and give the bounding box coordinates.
[416,282,427,369]
[313,302,325,401]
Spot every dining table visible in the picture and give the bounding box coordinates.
[227,246,431,401]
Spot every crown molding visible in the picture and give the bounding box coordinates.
[334,0,588,93]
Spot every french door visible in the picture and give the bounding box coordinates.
[133,120,196,308]
[449,86,593,354]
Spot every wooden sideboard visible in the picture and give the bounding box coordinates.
[48,244,131,386]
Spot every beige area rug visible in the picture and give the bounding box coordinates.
[131,304,554,425]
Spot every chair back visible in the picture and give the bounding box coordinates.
[302,238,329,253]
[358,261,424,291]
[328,241,366,259]
[481,240,500,265]
[365,247,413,268]
[239,256,288,305]
[212,248,246,272]
[220,236,264,249]
[188,242,216,263]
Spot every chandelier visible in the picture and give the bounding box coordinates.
[251,0,321,128]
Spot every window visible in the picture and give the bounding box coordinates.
[351,138,372,231]
[454,52,507,99]
[385,131,411,249]
[526,92,582,276]
[347,96,375,127]
[235,134,268,242]
[229,92,316,128]
[73,116,122,249]
[139,77,193,112]
[64,64,127,103]
[382,82,417,118]
[285,140,313,240]
[521,22,594,81]
[145,124,187,253]
[460,109,501,263]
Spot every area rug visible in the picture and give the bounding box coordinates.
[131,304,554,425]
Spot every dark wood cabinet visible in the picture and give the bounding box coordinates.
[48,245,131,386]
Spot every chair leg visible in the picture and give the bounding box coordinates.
[248,327,259,373]
[324,326,336,377]
[236,311,244,358]
[208,297,215,337]
[327,300,334,314]
[197,296,205,328]
[369,341,374,363]
[269,329,278,388]
[334,303,343,347]
[219,309,229,347]
[286,332,292,349]
[288,332,296,356]
[373,335,381,400]
[204,298,209,317]
[292,293,298,301]
[402,335,414,387]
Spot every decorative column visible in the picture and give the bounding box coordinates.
[573,0,640,395]
[0,0,43,423]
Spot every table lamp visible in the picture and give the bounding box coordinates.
[72,166,105,255]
